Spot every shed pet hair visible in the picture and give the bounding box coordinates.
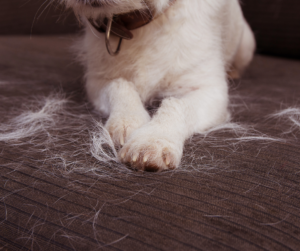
[269,108,300,135]
[1,92,299,176]
[1,91,299,250]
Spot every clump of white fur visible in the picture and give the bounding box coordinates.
[269,108,300,134]
[90,121,119,164]
[0,94,67,142]
[1,92,298,176]
[0,93,127,176]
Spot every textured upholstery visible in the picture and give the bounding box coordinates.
[0,36,300,251]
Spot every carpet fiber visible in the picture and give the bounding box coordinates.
[0,36,300,250]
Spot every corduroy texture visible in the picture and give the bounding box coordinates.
[0,36,300,250]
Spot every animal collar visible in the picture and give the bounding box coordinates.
[89,0,176,56]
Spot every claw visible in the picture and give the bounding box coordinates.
[132,153,138,162]
[165,154,171,166]
[143,153,150,163]
[120,136,125,146]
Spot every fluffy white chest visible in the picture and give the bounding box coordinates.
[82,0,242,102]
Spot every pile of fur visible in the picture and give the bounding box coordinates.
[0,87,299,249]
[0,91,299,177]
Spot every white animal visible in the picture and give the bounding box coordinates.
[59,0,255,171]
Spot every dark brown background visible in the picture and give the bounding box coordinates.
[0,0,300,58]
[0,0,78,35]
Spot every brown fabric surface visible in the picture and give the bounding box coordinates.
[0,36,300,250]
[242,0,300,58]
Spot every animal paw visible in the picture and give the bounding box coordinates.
[119,131,183,172]
[105,112,150,147]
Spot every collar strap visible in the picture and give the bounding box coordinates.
[89,0,176,55]
[90,8,152,40]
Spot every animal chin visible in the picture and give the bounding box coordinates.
[70,1,145,21]
[69,0,116,19]
[75,0,114,8]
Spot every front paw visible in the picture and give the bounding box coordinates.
[105,112,150,147]
[119,129,183,172]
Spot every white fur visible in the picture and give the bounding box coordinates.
[64,0,256,171]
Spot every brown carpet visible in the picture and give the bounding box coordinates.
[0,36,300,251]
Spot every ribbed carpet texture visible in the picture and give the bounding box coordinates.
[0,35,300,250]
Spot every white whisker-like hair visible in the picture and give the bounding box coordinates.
[1,91,299,177]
